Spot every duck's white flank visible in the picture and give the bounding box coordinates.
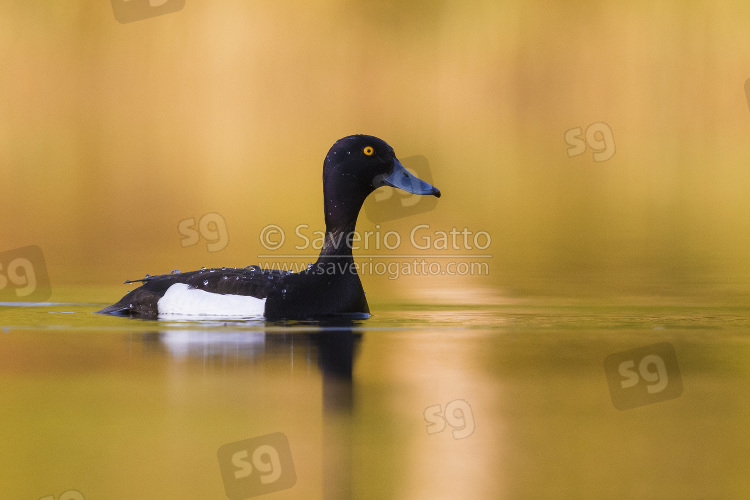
[157,283,266,317]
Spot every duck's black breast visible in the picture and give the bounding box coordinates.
[264,262,370,320]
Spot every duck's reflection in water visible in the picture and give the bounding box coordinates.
[148,330,268,360]
[142,321,361,500]
[316,324,360,500]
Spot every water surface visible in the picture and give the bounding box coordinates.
[2,288,749,499]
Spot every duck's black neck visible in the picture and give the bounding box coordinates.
[317,221,358,262]
[318,197,367,263]
[318,166,371,263]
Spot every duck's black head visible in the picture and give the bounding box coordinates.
[322,134,441,230]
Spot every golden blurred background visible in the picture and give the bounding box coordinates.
[2,0,750,303]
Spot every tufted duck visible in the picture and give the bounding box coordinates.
[97,135,441,319]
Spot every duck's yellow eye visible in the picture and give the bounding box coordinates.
[363,146,374,156]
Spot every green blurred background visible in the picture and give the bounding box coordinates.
[2,0,750,303]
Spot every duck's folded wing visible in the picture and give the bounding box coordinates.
[97,267,287,318]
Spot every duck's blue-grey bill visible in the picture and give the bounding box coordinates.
[376,159,441,198]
